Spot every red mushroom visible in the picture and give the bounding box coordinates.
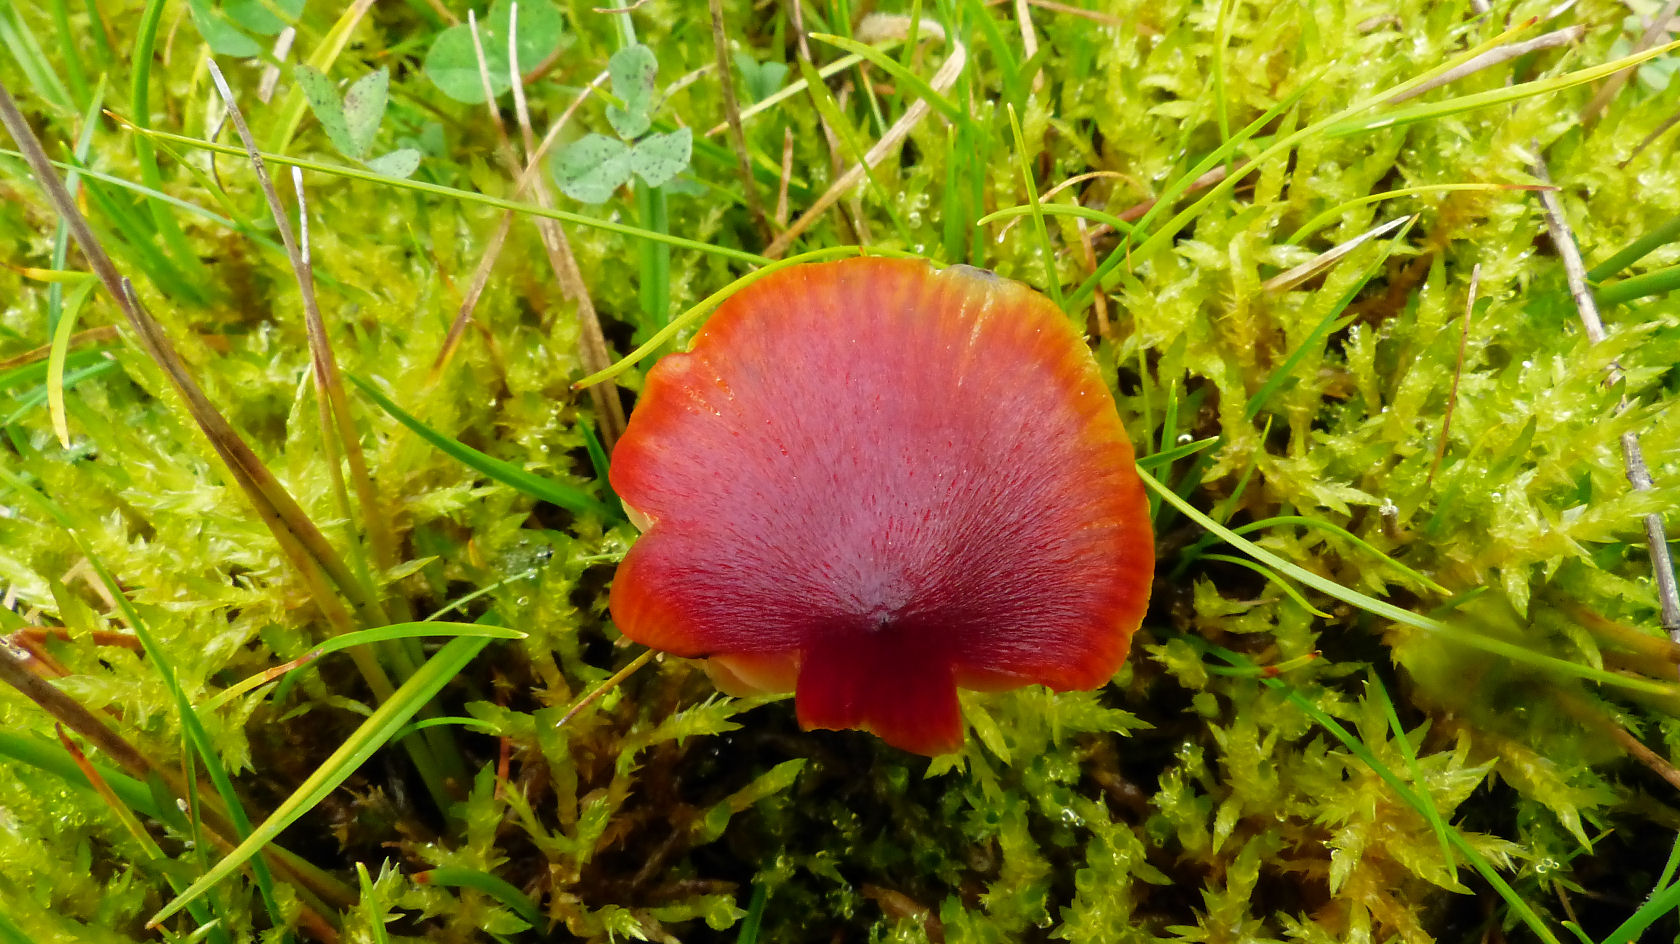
[608,258,1154,755]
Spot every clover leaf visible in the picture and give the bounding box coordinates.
[423,0,567,105]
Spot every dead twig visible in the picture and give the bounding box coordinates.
[1262,214,1412,293]
[767,15,967,258]
[206,61,401,628]
[0,324,120,370]
[1024,0,1126,26]
[1014,0,1044,94]
[1533,155,1680,653]
[502,5,626,448]
[1623,107,1680,166]
[1582,0,1680,126]
[0,77,383,647]
[775,126,794,227]
[1428,264,1477,487]
[1555,688,1680,795]
[708,0,769,240]
[0,72,358,917]
[1387,26,1584,105]
[425,12,624,446]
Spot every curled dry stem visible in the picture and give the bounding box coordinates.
[1387,25,1584,105]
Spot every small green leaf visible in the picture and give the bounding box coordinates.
[552,133,634,204]
[628,127,691,189]
[187,0,261,57]
[363,148,421,179]
[606,43,658,138]
[223,0,302,36]
[663,174,707,197]
[421,0,567,104]
[423,23,494,104]
[295,65,356,159]
[733,51,788,103]
[342,67,390,160]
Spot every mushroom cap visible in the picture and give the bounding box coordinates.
[608,258,1154,755]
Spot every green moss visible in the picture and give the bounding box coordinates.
[3,0,1680,940]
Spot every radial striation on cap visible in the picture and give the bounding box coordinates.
[609,257,1154,755]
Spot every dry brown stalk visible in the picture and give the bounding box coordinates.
[709,0,769,240]
[0,324,120,370]
[1427,264,1477,487]
[1582,0,1680,126]
[1386,25,1585,105]
[766,15,967,258]
[207,62,402,627]
[1532,156,1680,654]
[425,11,624,446]
[503,5,626,448]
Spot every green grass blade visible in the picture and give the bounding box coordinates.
[415,867,543,928]
[2,361,118,427]
[0,468,287,930]
[1587,212,1680,282]
[347,374,617,521]
[1597,264,1680,306]
[1201,553,1331,617]
[47,78,105,339]
[1068,84,1311,309]
[1,147,235,227]
[47,0,88,105]
[737,882,768,944]
[1326,37,1680,138]
[1600,874,1680,944]
[1285,183,1550,245]
[1366,675,1463,892]
[976,202,1135,236]
[45,277,96,446]
[0,730,159,817]
[573,245,912,388]
[128,0,206,299]
[1239,516,1447,594]
[0,5,73,112]
[1136,436,1220,470]
[579,420,620,513]
[636,183,671,331]
[1139,468,1680,697]
[792,57,913,247]
[149,634,494,927]
[1005,102,1064,311]
[388,716,497,742]
[1246,216,1416,420]
[1186,634,1558,942]
[204,621,526,709]
[810,32,965,125]
[1263,666,1557,943]
[1072,19,1580,309]
[113,125,771,265]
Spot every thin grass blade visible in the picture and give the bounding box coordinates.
[348,374,617,520]
[149,634,494,927]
